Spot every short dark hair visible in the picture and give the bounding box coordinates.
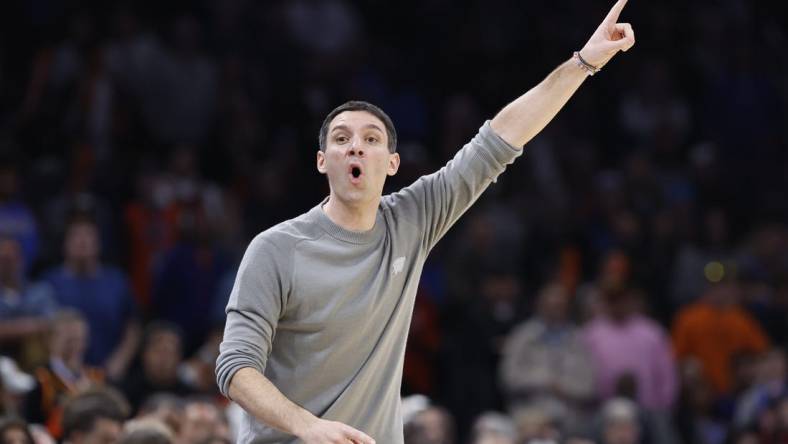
[138,393,183,416]
[62,387,130,439]
[143,320,184,349]
[65,214,98,232]
[318,101,397,153]
[119,419,174,444]
[0,416,34,444]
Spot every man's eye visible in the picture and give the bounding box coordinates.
[336,136,348,143]
[366,137,378,143]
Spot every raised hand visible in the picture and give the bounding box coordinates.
[579,0,636,69]
[298,418,376,444]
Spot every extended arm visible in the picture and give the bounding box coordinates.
[491,0,635,148]
[229,367,375,444]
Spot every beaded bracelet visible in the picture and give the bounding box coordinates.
[573,51,601,76]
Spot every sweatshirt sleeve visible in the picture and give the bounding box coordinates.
[383,120,522,250]
[215,233,292,398]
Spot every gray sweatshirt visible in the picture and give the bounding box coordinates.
[216,121,521,443]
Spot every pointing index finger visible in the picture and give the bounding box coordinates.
[603,0,629,26]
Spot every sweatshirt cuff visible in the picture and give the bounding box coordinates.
[216,358,266,398]
[479,120,523,165]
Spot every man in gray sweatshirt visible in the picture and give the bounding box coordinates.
[216,1,635,442]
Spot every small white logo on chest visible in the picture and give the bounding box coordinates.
[392,256,406,276]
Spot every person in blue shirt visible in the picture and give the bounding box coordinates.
[0,237,57,364]
[43,218,141,381]
[0,161,39,272]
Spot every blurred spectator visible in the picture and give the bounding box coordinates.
[0,238,56,367]
[670,208,734,307]
[283,0,361,62]
[120,322,192,414]
[446,210,523,305]
[107,15,217,146]
[240,162,300,243]
[177,397,229,444]
[39,151,119,268]
[499,283,594,433]
[0,161,39,272]
[737,226,788,345]
[118,418,174,444]
[403,287,442,397]
[728,350,763,419]
[597,398,643,444]
[582,285,678,411]
[726,429,760,444]
[23,309,104,438]
[43,218,141,380]
[469,412,516,444]
[744,395,788,444]
[617,59,691,149]
[0,357,35,416]
[150,154,231,352]
[511,406,561,443]
[27,424,55,444]
[735,349,788,429]
[404,406,455,444]
[135,394,183,439]
[123,171,179,310]
[576,250,631,323]
[0,416,34,444]
[672,265,769,397]
[177,328,223,395]
[737,226,788,289]
[61,387,129,444]
[440,265,524,434]
[674,358,728,444]
[775,396,788,442]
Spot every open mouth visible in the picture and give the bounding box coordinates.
[348,163,363,183]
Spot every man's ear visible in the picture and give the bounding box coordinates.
[316,150,327,174]
[387,153,400,176]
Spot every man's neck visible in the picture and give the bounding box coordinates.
[322,195,379,232]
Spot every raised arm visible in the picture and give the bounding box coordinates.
[491,0,635,148]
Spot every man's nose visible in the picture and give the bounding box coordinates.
[348,138,365,157]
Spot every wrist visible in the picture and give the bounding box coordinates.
[573,51,600,76]
[293,412,320,439]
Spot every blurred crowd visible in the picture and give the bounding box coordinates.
[0,0,786,443]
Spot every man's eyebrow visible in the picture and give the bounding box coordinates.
[363,123,384,133]
[330,123,384,133]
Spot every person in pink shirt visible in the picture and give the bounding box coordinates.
[582,286,678,412]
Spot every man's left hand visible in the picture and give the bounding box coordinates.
[579,0,636,69]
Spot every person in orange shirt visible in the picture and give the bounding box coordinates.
[23,309,105,438]
[672,263,769,396]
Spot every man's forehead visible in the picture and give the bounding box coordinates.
[329,110,385,132]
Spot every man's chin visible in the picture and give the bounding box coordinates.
[335,190,379,207]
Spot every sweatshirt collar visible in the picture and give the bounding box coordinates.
[310,198,385,244]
